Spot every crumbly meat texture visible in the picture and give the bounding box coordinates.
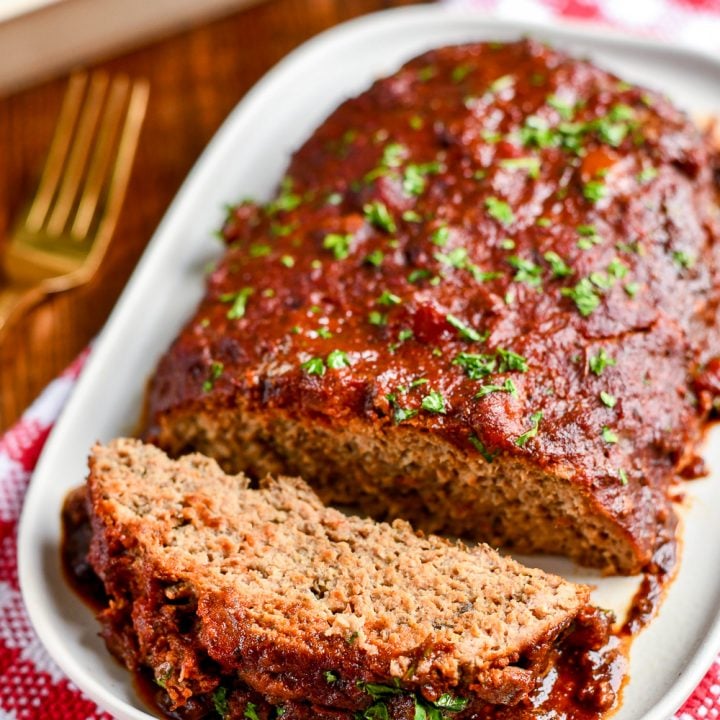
[145,39,720,574]
[86,439,600,716]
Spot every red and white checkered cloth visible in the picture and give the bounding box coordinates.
[2,1,720,718]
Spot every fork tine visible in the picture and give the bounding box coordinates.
[99,79,150,227]
[46,72,109,237]
[25,73,87,233]
[70,76,130,240]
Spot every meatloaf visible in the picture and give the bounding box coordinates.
[145,39,720,574]
[83,439,621,720]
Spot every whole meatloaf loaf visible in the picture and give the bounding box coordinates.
[145,39,720,575]
[84,439,620,720]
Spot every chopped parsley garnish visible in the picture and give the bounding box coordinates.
[589,349,616,375]
[316,327,333,339]
[418,65,437,82]
[202,361,224,393]
[475,378,517,398]
[408,268,431,283]
[212,687,229,718]
[499,156,541,179]
[451,63,474,83]
[327,350,351,369]
[607,258,628,279]
[637,166,658,184]
[577,224,602,250]
[500,238,516,249]
[364,249,385,267]
[508,255,543,287]
[672,250,695,269]
[516,411,543,447]
[364,201,397,233]
[600,391,617,408]
[409,114,424,130]
[221,286,254,319]
[324,671,339,684]
[326,192,343,205]
[435,247,468,269]
[421,390,447,414]
[489,74,515,93]
[618,468,629,485]
[434,694,469,712]
[250,243,272,257]
[543,251,573,278]
[271,222,294,237]
[453,352,496,379]
[368,311,388,326]
[561,278,601,316]
[583,180,607,203]
[496,348,529,372]
[386,394,418,424]
[377,290,402,306]
[266,188,301,215]
[547,94,575,120]
[301,357,326,376]
[357,681,403,699]
[469,434,495,463]
[323,232,353,260]
[382,142,407,168]
[446,314,484,342]
[536,217,551,228]
[431,225,450,247]
[624,281,640,298]
[403,210,422,222]
[602,426,619,444]
[402,162,441,196]
[485,196,515,225]
[398,328,414,342]
[281,254,295,268]
[244,702,260,720]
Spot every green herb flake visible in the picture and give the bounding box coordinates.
[508,255,543,287]
[485,196,515,226]
[544,251,573,278]
[672,250,695,269]
[561,278,601,316]
[475,378,518,398]
[607,257,629,279]
[316,327,333,339]
[377,290,402,306]
[602,426,619,444]
[249,243,271,258]
[453,352,496,379]
[435,247,468,270]
[364,249,385,267]
[624,281,640,298]
[637,166,658,184]
[434,694,469,712]
[500,238,516,249]
[357,680,403,699]
[326,192,343,205]
[469,434,495,463]
[202,361,224,393]
[409,114,424,130]
[489,74,515,94]
[301,357,326,376]
[600,391,617,408]
[212,687,229,718]
[323,232,353,260]
[386,393,418,424]
[368,311,388,326]
[446,314,484,342]
[536,217,552,228]
[589,349,616,376]
[497,348,529,372]
[281,254,295,268]
[583,180,607,203]
[431,225,450,247]
[403,210,423,223]
[516,411,543,447]
[324,671,339,684]
[364,201,397,233]
[381,142,408,168]
[499,156,541,179]
[221,286,254,320]
[403,162,441,196]
[244,702,260,720]
[618,468,629,486]
[398,328,414,342]
[452,63,474,83]
[418,65,437,82]
[547,94,575,120]
[421,390,447,414]
[408,268,431,283]
[327,350,351,370]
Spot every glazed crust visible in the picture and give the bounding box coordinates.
[145,39,720,574]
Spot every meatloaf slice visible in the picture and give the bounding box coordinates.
[145,39,720,574]
[85,439,615,718]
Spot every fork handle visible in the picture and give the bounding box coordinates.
[0,283,43,337]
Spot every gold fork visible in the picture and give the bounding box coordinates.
[0,72,149,337]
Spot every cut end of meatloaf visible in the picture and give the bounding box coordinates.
[86,439,596,713]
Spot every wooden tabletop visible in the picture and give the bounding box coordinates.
[0,0,425,431]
